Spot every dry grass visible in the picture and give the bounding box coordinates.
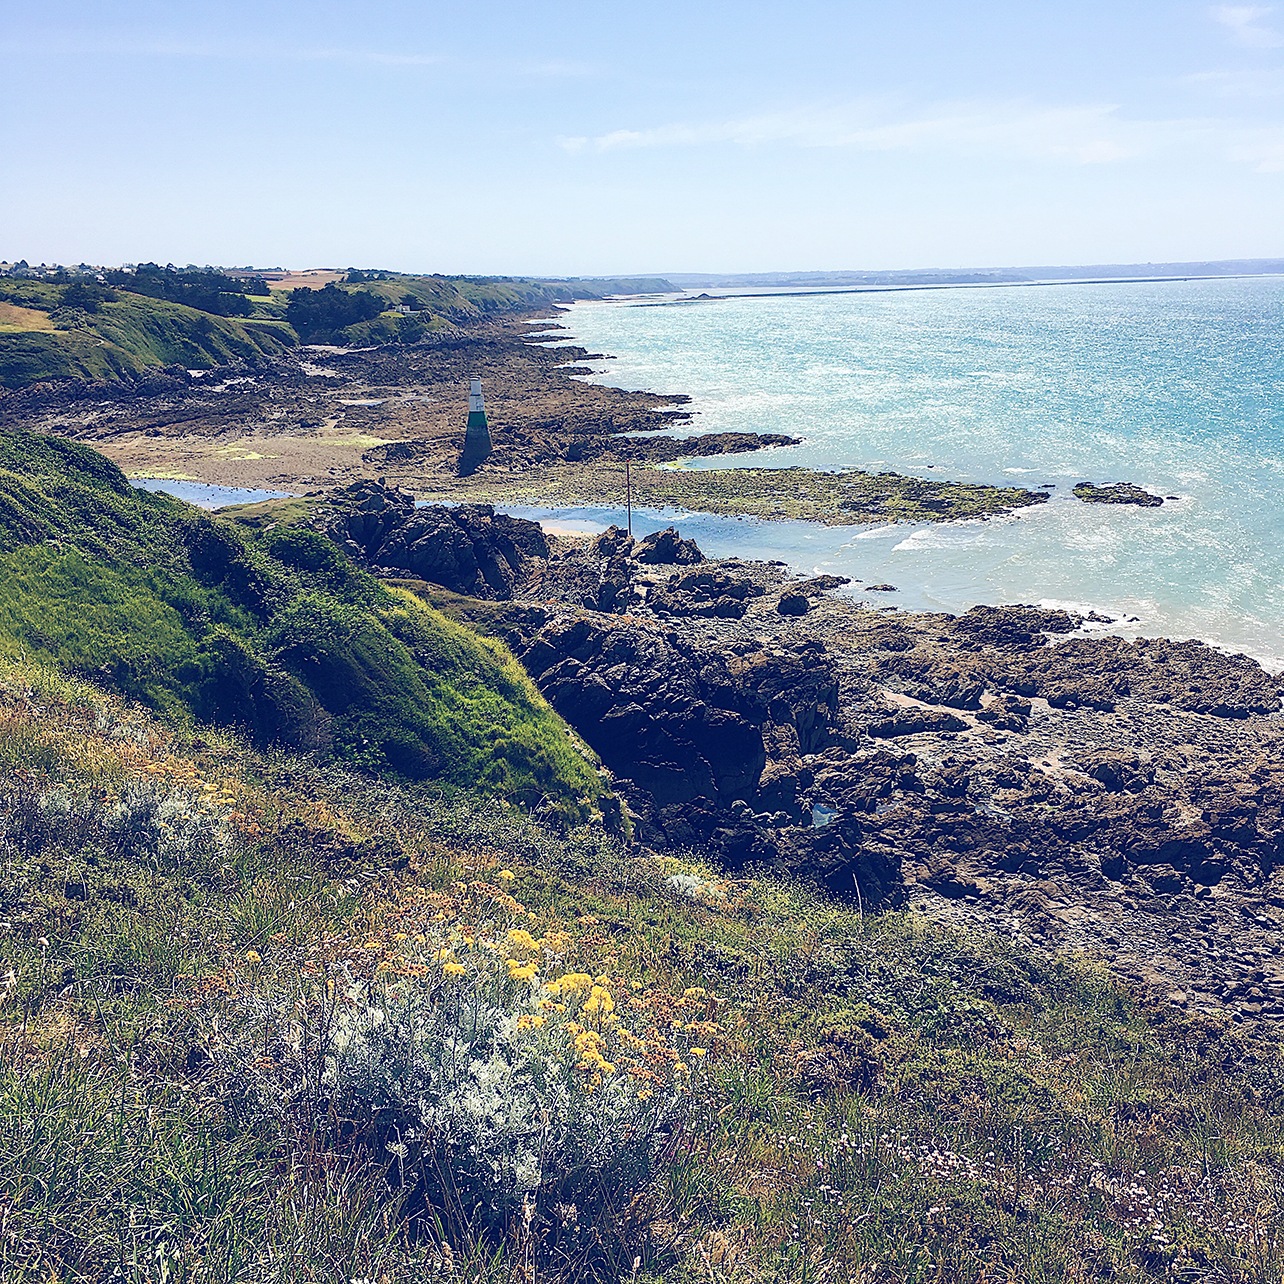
[0,303,55,334]
[266,271,346,291]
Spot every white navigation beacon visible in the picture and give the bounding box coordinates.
[468,376,485,416]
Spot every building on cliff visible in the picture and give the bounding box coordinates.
[458,376,493,475]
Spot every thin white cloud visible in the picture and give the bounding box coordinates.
[559,101,1158,165]
[1210,5,1284,47]
[556,99,1284,176]
[1230,132,1284,169]
[1186,67,1284,96]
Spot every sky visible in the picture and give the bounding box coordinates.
[1,1,1282,275]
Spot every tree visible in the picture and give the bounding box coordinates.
[285,285,385,343]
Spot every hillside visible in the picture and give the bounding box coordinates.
[2,660,1281,1282]
[0,271,675,388]
[0,279,296,388]
[0,429,610,824]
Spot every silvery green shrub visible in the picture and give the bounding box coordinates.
[211,967,683,1251]
[326,977,679,1236]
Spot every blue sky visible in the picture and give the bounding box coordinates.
[2,1,1281,273]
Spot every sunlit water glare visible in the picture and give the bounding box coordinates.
[533,278,1284,668]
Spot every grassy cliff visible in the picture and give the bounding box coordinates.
[0,272,675,387]
[0,429,610,824]
[0,279,296,387]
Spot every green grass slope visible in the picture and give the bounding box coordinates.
[1,670,1280,1283]
[0,280,297,388]
[317,272,676,345]
[0,429,610,823]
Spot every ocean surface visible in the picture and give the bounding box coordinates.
[532,277,1284,669]
[129,479,295,508]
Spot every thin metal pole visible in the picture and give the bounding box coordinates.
[625,457,632,538]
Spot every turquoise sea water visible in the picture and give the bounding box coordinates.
[537,278,1284,669]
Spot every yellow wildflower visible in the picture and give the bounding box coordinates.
[691,1047,708,1058]
[506,928,538,952]
[244,950,261,965]
[583,985,616,1024]
[498,869,516,882]
[433,948,454,964]
[546,972,592,998]
[442,961,466,977]
[507,958,539,982]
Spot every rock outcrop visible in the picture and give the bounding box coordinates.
[319,479,548,599]
[1073,482,1164,506]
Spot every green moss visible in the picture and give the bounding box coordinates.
[0,428,610,820]
[430,459,1052,527]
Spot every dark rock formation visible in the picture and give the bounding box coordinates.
[319,480,548,599]
[634,527,704,565]
[1073,482,1164,507]
[649,568,766,620]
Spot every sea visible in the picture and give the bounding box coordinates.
[520,276,1284,670]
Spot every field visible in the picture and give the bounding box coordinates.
[0,302,55,334]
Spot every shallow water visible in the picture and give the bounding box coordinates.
[129,478,295,509]
[545,278,1284,668]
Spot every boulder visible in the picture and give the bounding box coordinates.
[634,527,704,565]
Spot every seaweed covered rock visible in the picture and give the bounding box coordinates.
[1073,481,1164,507]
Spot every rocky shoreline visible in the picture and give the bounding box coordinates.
[0,312,1052,525]
[8,311,1283,1034]
[267,477,1284,1036]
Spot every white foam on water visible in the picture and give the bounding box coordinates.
[536,279,1284,669]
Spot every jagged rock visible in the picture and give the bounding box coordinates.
[867,707,969,738]
[777,591,811,617]
[976,694,1031,732]
[650,568,765,620]
[517,617,836,812]
[796,574,853,596]
[949,604,1080,649]
[588,525,635,561]
[320,481,548,599]
[634,527,704,565]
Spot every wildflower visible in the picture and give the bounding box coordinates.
[547,972,592,998]
[516,1014,546,1031]
[433,947,454,964]
[442,962,466,977]
[245,950,261,964]
[583,984,616,1024]
[507,958,539,982]
[506,928,538,952]
[498,869,516,882]
[691,1047,707,1057]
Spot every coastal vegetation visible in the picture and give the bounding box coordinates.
[0,278,295,387]
[0,271,676,388]
[2,660,1282,1282]
[0,429,608,824]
